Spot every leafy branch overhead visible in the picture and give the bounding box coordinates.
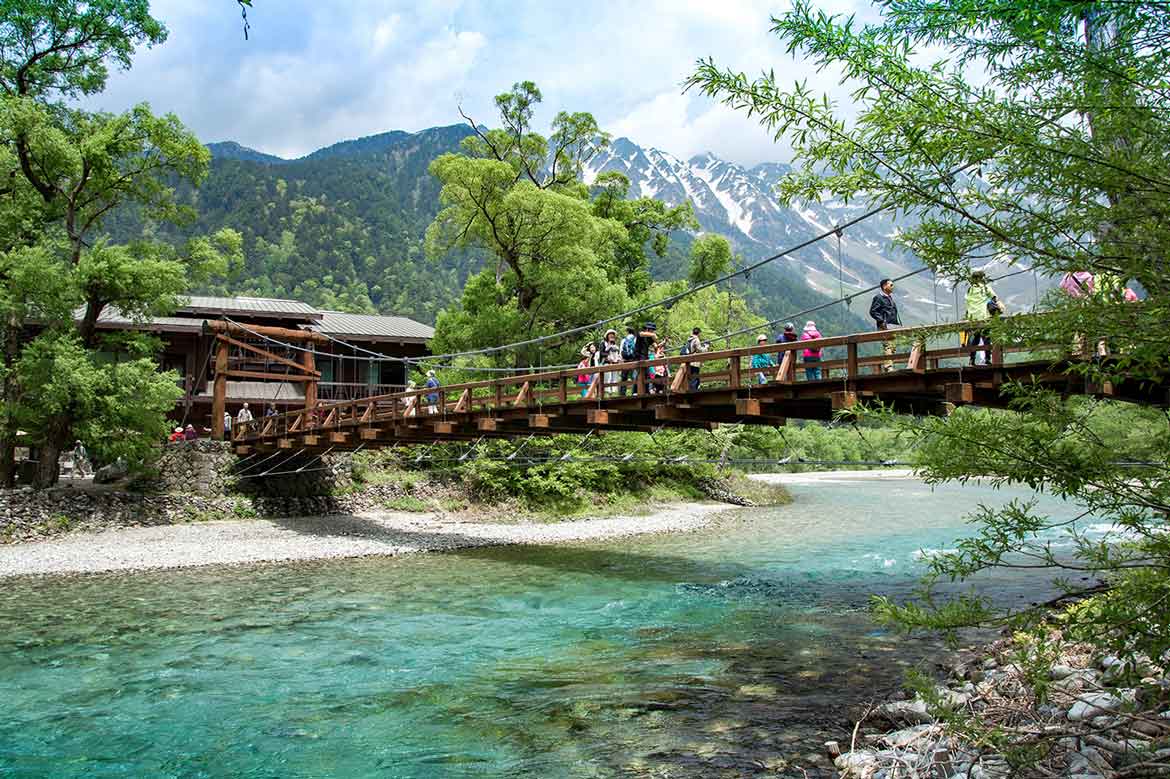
[688,1,1170,669]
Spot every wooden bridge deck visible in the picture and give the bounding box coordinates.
[231,327,1167,454]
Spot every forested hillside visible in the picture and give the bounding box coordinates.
[106,123,867,333]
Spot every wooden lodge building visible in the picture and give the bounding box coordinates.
[92,295,434,433]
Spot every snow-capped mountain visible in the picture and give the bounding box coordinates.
[584,137,1039,324]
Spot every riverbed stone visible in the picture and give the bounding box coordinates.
[1068,691,1131,722]
[876,699,933,725]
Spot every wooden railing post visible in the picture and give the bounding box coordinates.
[303,348,316,413]
[847,341,859,379]
[212,337,228,440]
[637,362,647,395]
[729,354,741,388]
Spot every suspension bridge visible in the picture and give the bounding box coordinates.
[227,320,1167,456]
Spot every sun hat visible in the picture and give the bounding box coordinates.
[784,322,795,331]
[756,334,767,342]
[174,427,183,433]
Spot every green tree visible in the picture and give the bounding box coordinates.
[687,232,733,286]
[427,82,693,367]
[1,0,241,486]
[688,1,1170,666]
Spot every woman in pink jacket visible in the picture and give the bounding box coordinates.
[800,320,823,380]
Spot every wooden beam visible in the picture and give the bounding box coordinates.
[359,428,378,441]
[477,418,498,432]
[907,342,924,374]
[224,369,316,382]
[454,389,471,413]
[586,409,610,425]
[203,319,329,344]
[303,348,317,410]
[215,333,321,376]
[670,365,688,393]
[655,405,685,421]
[736,398,762,416]
[329,432,350,444]
[775,351,794,384]
[528,413,550,428]
[433,422,456,434]
[303,435,320,447]
[277,438,293,449]
[945,382,974,403]
[212,338,229,440]
[513,381,532,407]
[830,391,857,411]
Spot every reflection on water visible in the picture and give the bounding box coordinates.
[0,478,1077,778]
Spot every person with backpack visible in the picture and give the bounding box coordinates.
[651,341,670,394]
[964,271,999,366]
[618,326,637,395]
[800,320,824,379]
[750,334,775,384]
[684,327,705,390]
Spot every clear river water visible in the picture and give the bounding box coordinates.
[0,476,1086,778]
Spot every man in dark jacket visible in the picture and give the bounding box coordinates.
[869,278,900,372]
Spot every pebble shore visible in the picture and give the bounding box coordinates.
[0,502,731,578]
[830,637,1170,778]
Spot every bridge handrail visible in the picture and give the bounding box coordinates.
[232,314,1060,443]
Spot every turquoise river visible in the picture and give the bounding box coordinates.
[0,476,1089,778]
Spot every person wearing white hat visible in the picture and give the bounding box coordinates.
[750,333,775,385]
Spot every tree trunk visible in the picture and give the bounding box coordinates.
[0,314,19,489]
[31,418,71,489]
[33,439,61,489]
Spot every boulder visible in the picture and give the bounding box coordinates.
[876,699,933,725]
[1067,691,1133,722]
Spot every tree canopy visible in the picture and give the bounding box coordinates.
[426,82,695,368]
[1,0,240,486]
[689,0,1170,675]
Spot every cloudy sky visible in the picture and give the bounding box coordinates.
[85,0,876,166]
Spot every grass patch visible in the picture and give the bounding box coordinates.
[723,474,792,506]
[381,495,430,512]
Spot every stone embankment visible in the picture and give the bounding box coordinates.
[831,637,1170,778]
[1,440,762,544]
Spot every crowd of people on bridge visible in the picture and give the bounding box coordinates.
[223,268,1144,431]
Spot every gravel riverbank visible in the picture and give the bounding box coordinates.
[0,502,731,578]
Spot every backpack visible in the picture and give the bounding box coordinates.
[620,335,636,360]
[679,339,691,357]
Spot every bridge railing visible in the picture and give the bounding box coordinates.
[232,318,1059,444]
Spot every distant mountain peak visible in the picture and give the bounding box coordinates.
[205,141,288,165]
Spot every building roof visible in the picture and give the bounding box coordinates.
[87,297,434,345]
[177,295,321,321]
[310,310,435,343]
[93,309,206,333]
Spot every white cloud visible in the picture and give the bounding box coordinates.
[81,0,882,165]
